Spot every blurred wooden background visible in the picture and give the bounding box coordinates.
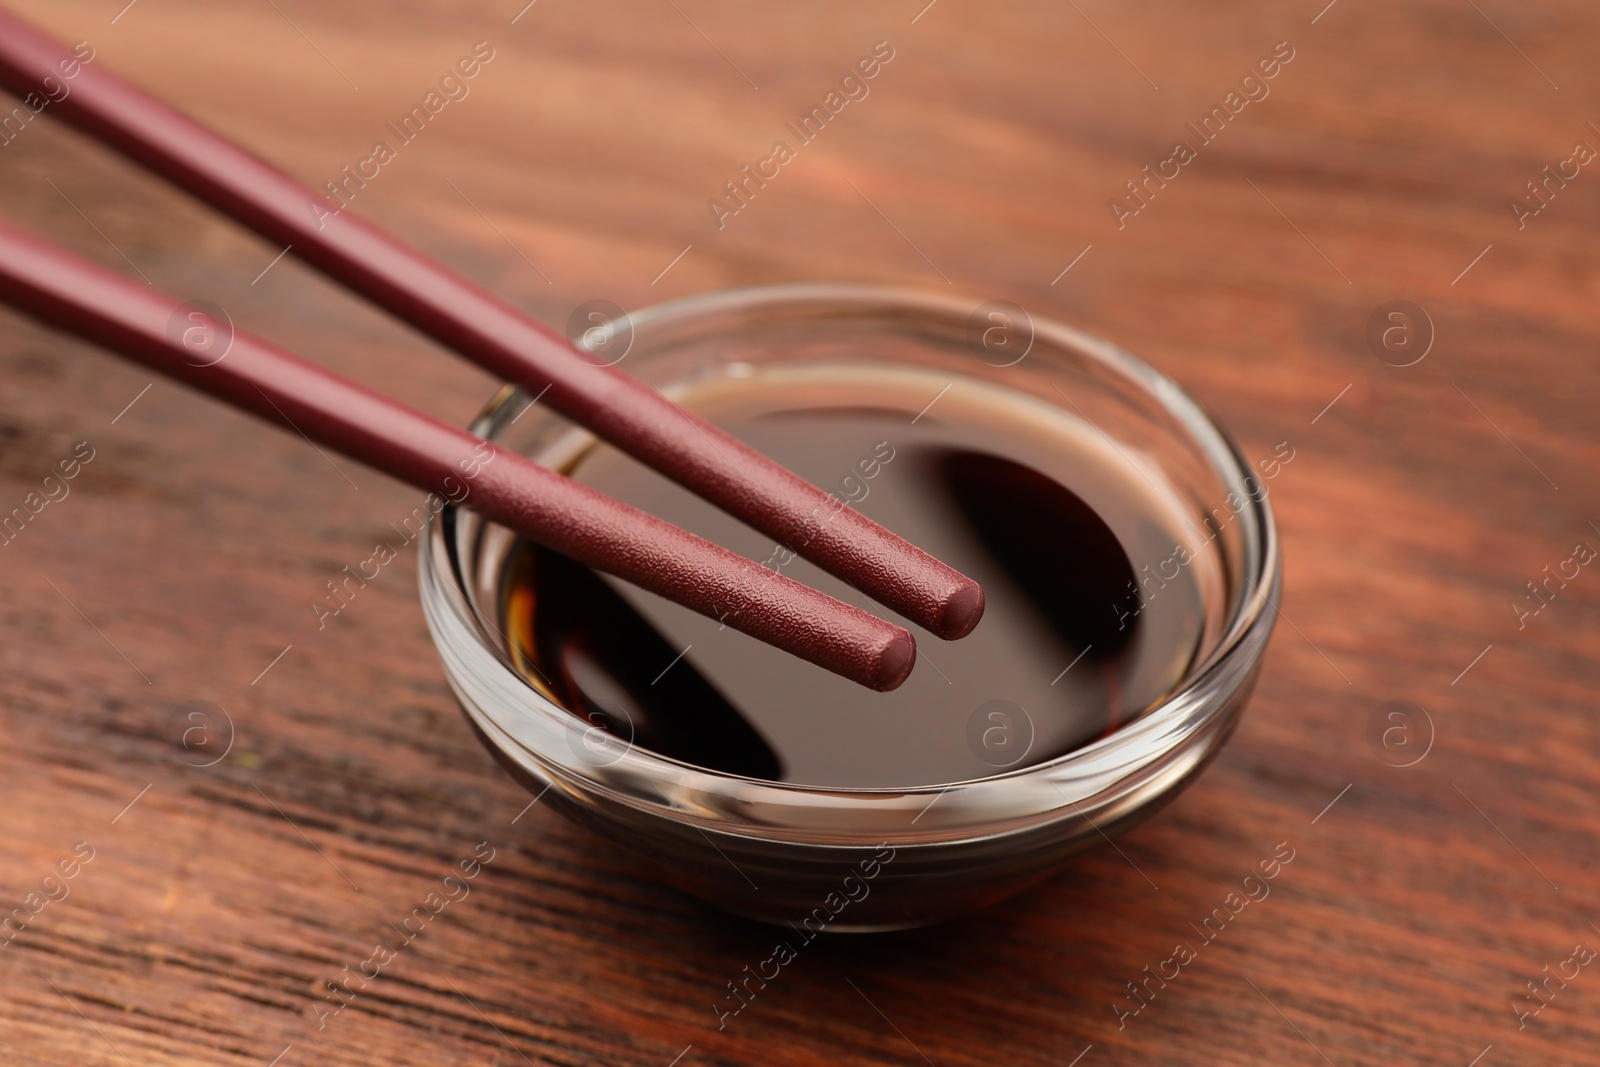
[2,1,1599,1064]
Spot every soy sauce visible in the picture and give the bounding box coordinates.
[500,369,1211,788]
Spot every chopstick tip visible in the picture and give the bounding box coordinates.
[871,630,918,692]
[932,581,986,641]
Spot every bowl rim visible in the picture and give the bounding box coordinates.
[419,282,1280,837]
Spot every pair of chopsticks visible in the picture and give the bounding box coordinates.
[0,10,983,691]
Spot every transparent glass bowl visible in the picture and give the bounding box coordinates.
[419,284,1279,931]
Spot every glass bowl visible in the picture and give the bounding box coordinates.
[419,283,1279,931]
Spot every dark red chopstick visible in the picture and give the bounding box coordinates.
[0,9,985,642]
[0,216,917,691]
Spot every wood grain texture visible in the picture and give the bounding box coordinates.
[2,1,1598,1065]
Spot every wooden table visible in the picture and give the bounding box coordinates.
[3,1,1597,1064]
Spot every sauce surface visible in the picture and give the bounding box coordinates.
[501,368,1211,787]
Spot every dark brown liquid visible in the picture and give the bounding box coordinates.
[500,368,1213,788]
